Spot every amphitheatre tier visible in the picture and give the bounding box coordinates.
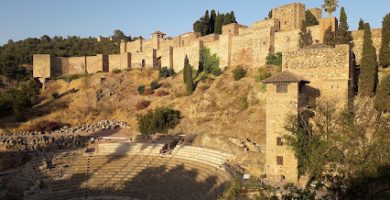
[6,143,233,200]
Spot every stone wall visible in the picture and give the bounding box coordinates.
[172,41,200,72]
[33,54,53,78]
[352,28,382,65]
[274,29,300,53]
[86,54,108,73]
[283,44,351,107]
[308,8,322,20]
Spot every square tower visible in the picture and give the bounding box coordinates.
[272,3,305,31]
[262,71,309,184]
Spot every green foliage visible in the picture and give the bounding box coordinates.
[137,107,181,135]
[0,79,39,118]
[150,80,160,90]
[55,74,91,83]
[159,67,175,78]
[299,21,313,48]
[199,47,221,76]
[358,18,365,30]
[266,52,282,66]
[137,85,145,95]
[336,7,353,46]
[359,23,378,97]
[323,26,336,47]
[268,10,273,19]
[379,13,390,67]
[232,66,247,81]
[304,10,319,26]
[0,31,123,80]
[375,75,390,112]
[183,56,194,95]
[322,0,338,17]
[223,178,242,200]
[193,10,237,35]
[255,68,272,82]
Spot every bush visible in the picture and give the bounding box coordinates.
[112,68,121,73]
[150,80,160,90]
[144,88,154,95]
[232,66,247,81]
[137,107,181,135]
[200,47,222,76]
[137,85,145,95]
[135,100,150,111]
[255,68,272,82]
[52,92,60,99]
[156,90,169,96]
[266,52,282,66]
[30,120,65,132]
[159,67,175,78]
[56,74,90,83]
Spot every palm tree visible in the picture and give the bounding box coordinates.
[322,0,339,17]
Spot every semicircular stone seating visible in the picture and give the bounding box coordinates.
[24,143,234,200]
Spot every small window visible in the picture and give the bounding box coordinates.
[277,156,284,165]
[276,84,288,93]
[276,137,283,146]
[281,175,286,180]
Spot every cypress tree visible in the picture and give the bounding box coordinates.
[209,10,217,35]
[359,23,378,97]
[223,13,231,25]
[304,10,319,26]
[214,13,223,34]
[183,55,189,84]
[183,56,193,95]
[375,75,390,112]
[230,11,237,23]
[358,18,365,30]
[379,13,390,67]
[203,10,210,35]
[324,26,336,47]
[336,7,353,46]
[299,20,313,48]
[268,10,273,19]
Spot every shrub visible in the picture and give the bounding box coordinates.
[30,120,65,132]
[135,100,150,111]
[112,68,121,73]
[159,67,175,78]
[200,47,222,76]
[266,52,282,66]
[156,90,169,96]
[144,88,154,95]
[232,66,247,81]
[52,92,60,99]
[57,74,90,83]
[137,85,145,95]
[255,68,272,82]
[150,80,160,90]
[137,107,181,135]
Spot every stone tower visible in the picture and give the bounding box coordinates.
[272,3,305,31]
[152,31,166,50]
[262,71,309,184]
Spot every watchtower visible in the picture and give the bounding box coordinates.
[152,31,166,50]
[262,70,309,184]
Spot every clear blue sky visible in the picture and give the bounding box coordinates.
[0,0,388,45]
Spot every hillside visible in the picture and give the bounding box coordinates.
[0,66,280,175]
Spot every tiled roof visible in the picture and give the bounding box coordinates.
[152,31,166,35]
[262,70,309,84]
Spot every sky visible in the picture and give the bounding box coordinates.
[0,0,389,45]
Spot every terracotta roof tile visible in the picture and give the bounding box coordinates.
[262,70,309,84]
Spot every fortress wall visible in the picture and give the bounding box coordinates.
[352,28,382,65]
[230,28,271,67]
[274,29,300,53]
[283,44,351,106]
[272,3,305,31]
[125,39,143,53]
[86,54,109,73]
[120,52,131,69]
[67,56,86,74]
[308,25,321,43]
[172,41,200,72]
[197,34,219,43]
[33,54,53,78]
[161,47,173,68]
[253,19,280,31]
[108,54,121,71]
[180,32,198,47]
[308,8,322,20]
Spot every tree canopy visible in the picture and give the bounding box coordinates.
[193,10,237,35]
[379,13,390,67]
[304,10,319,27]
[375,75,390,112]
[322,0,339,17]
[336,7,353,46]
[299,20,313,48]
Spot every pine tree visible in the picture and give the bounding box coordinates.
[299,21,313,48]
[375,75,390,112]
[358,18,365,30]
[203,10,210,35]
[268,10,273,19]
[230,11,237,23]
[359,23,378,97]
[322,0,338,17]
[305,10,319,26]
[223,13,232,25]
[379,13,390,67]
[336,7,353,46]
[324,26,336,47]
[214,13,223,34]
